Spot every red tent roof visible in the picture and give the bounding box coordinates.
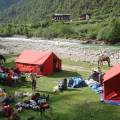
[16,50,52,65]
[103,64,120,82]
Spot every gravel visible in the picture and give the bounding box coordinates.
[0,37,120,65]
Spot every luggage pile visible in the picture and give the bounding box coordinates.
[0,65,26,86]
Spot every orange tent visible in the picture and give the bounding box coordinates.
[16,50,62,75]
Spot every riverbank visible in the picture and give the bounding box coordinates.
[0,37,120,65]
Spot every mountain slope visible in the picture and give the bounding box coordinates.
[0,0,120,23]
[0,0,20,11]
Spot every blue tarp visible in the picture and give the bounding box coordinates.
[90,82,103,93]
[104,100,120,106]
[68,76,86,88]
[100,93,120,106]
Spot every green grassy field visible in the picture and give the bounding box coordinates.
[0,56,120,120]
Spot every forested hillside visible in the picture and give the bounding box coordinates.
[0,0,120,43]
[0,0,19,11]
[0,0,120,23]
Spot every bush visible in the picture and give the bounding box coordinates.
[77,23,101,39]
[97,18,120,44]
[97,27,110,41]
[108,18,120,42]
[87,32,97,39]
[42,29,51,39]
[0,25,14,37]
[41,20,50,28]
[41,24,76,39]
[61,25,74,35]
[32,28,43,37]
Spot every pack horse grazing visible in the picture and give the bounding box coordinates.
[0,55,6,65]
[98,55,110,67]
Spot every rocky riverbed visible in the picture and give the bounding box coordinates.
[0,37,120,65]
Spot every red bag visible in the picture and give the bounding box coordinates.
[3,105,13,117]
[43,103,49,109]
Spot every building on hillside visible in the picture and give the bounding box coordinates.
[16,50,62,76]
[52,13,71,21]
[80,14,91,20]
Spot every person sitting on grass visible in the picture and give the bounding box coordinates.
[88,68,100,82]
[53,78,68,93]
[59,78,68,91]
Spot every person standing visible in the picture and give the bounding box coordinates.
[30,73,37,91]
[98,67,104,85]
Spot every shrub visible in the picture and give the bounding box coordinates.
[60,25,74,35]
[32,28,43,37]
[41,29,51,39]
[97,18,120,44]
[0,25,14,37]
[87,32,97,39]
[108,18,120,42]
[97,27,110,41]
[40,20,50,28]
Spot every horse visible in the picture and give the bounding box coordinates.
[97,54,110,67]
[0,55,6,65]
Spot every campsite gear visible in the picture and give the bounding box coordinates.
[16,50,62,75]
[0,73,8,83]
[21,74,26,82]
[0,67,25,85]
[53,85,60,93]
[38,98,46,104]
[3,104,13,118]
[41,103,49,109]
[68,76,86,88]
[85,79,103,93]
[15,94,49,112]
